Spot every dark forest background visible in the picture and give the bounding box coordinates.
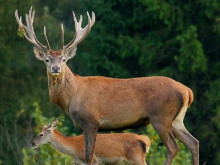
[0,0,220,164]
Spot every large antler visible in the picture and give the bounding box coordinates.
[61,11,95,50]
[15,7,50,51]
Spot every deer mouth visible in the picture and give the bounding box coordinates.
[51,72,61,76]
[31,143,38,148]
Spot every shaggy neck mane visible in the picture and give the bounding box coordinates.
[47,64,78,111]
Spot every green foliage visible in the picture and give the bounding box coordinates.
[17,27,26,38]
[175,25,207,73]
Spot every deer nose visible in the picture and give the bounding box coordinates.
[31,142,36,147]
[52,66,60,73]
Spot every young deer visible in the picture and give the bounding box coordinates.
[32,119,151,165]
[16,7,199,165]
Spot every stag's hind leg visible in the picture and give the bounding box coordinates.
[172,104,199,165]
[151,121,179,165]
[172,119,199,165]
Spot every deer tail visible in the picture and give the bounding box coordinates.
[188,88,194,108]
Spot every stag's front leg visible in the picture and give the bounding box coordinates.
[82,123,98,165]
[69,106,99,165]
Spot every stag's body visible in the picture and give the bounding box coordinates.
[32,121,151,165]
[48,64,191,131]
[16,7,199,165]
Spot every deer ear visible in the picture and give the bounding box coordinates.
[48,118,58,131]
[33,47,46,61]
[64,46,77,60]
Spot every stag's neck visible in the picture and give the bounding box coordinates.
[50,130,76,157]
[48,65,78,111]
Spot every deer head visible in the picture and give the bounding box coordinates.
[31,118,58,148]
[15,7,95,77]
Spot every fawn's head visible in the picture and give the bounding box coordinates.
[15,7,95,77]
[31,118,58,148]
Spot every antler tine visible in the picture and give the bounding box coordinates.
[15,10,41,49]
[91,11,95,26]
[44,26,50,49]
[79,15,83,25]
[27,8,48,50]
[28,10,48,50]
[29,6,34,21]
[15,10,24,28]
[30,7,35,23]
[63,11,95,49]
[61,23,64,49]
[62,11,79,49]
[15,7,49,51]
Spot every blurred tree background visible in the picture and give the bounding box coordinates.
[0,0,220,164]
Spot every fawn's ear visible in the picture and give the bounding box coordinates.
[64,46,77,60]
[33,47,46,61]
[48,118,58,131]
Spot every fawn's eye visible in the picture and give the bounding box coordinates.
[45,59,49,63]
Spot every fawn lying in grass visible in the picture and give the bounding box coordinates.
[32,118,151,165]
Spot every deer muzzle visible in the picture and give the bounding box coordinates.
[31,142,38,148]
[51,66,61,76]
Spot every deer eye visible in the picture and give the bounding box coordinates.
[62,58,66,62]
[45,59,49,63]
[40,134,43,137]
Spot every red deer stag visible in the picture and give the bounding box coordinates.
[32,118,151,165]
[15,7,199,165]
